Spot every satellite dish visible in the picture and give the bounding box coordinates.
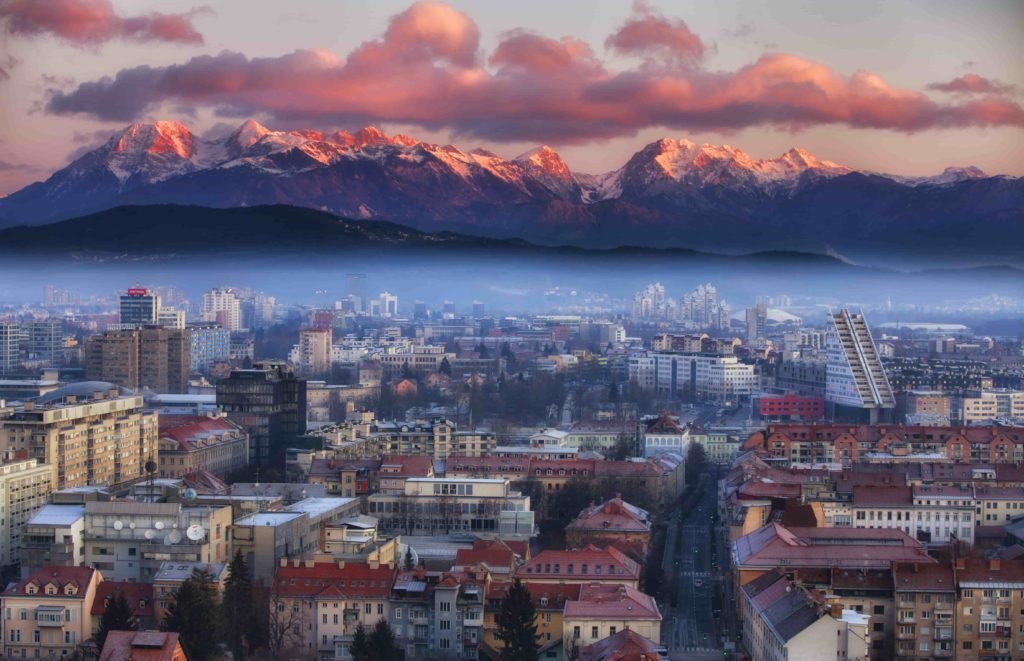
[182,488,198,501]
[144,530,156,540]
[155,521,165,530]
[145,460,157,474]
[186,524,206,541]
[167,530,182,544]
[113,521,124,531]
[128,522,136,529]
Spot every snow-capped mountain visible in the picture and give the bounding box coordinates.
[0,119,1019,260]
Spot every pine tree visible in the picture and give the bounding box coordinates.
[96,591,136,651]
[163,570,220,661]
[439,356,452,376]
[221,550,261,659]
[404,546,415,571]
[495,579,540,661]
[369,619,402,661]
[350,623,371,661]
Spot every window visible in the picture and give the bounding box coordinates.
[873,623,884,632]
[334,614,339,625]
[873,605,885,615]
[440,620,451,631]
[33,632,40,643]
[395,608,402,619]
[609,627,616,636]
[364,604,371,614]
[378,604,384,615]
[440,640,450,650]
[591,627,598,639]
[440,602,451,612]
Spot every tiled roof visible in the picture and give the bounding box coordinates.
[565,584,661,620]
[830,568,893,591]
[515,545,640,581]
[309,458,382,479]
[273,562,396,598]
[5,566,95,598]
[380,455,434,477]
[852,485,912,506]
[100,630,182,661]
[892,562,955,592]
[454,548,516,572]
[159,416,243,452]
[567,497,651,533]
[580,628,663,661]
[734,523,934,570]
[91,582,155,618]
[738,483,802,499]
[487,581,581,609]
[958,557,1024,584]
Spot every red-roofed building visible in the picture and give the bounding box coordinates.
[99,630,186,661]
[484,582,580,657]
[1,566,102,659]
[307,458,382,498]
[91,581,156,631]
[564,584,662,649]
[452,539,522,577]
[378,455,435,494]
[157,415,249,478]
[579,627,664,661]
[756,393,825,421]
[566,497,652,555]
[271,559,397,658]
[515,546,640,588]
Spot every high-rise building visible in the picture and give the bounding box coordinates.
[472,301,485,318]
[0,455,53,567]
[157,307,185,329]
[201,287,243,331]
[119,288,161,328]
[0,321,21,375]
[378,291,398,318]
[84,327,190,393]
[216,362,307,466]
[825,309,895,422]
[0,382,158,489]
[443,300,457,318]
[345,273,366,313]
[632,282,667,319]
[25,319,63,365]
[413,301,428,320]
[188,323,231,373]
[745,303,767,342]
[292,327,332,377]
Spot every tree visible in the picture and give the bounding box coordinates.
[685,442,708,484]
[267,591,304,659]
[350,623,371,661]
[369,619,402,661]
[495,579,540,661]
[221,550,262,659]
[404,546,415,571]
[401,361,414,379]
[610,432,633,460]
[163,570,220,661]
[438,356,452,376]
[96,591,135,650]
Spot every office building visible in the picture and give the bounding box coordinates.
[84,327,190,393]
[25,319,64,364]
[826,309,895,422]
[628,352,757,401]
[345,273,367,313]
[188,323,231,373]
[216,362,307,466]
[0,382,158,489]
[201,287,243,331]
[0,321,19,375]
[378,292,399,318]
[291,327,332,378]
[157,307,185,330]
[472,301,485,319]
[0,455,53,568]
[119,288,161,328]
[157,416,250,478]
[961,388,1024,423]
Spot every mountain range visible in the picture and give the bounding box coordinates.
[1,119,1021,262]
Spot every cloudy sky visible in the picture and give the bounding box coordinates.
[0,0,1022,194]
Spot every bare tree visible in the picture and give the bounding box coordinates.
[267,592,307,659]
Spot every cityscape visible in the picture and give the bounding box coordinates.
[0,2,1022,661]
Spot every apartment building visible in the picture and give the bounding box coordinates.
[563,584,662,650]
[565,497,651,557]
[628,352,757,401]
[851,485,976,545]
[956,558,1024,660]
[0,454,52,568]
[484,581,577,658]
[271,560,397,660]
[291,328,333,378]
[0,383,158,489]
[21,505,86,576]
[962,389,1024,423]
[515,546,640,589]
[201,288,243,331]
[84,326,190,394]
[377,345,455,378]
[0,566,102,659]
[825,309,895,423]
[891,562,956,660]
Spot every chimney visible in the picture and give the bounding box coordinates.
[292,559,301,568]
[955,558,966,570]
[830,603,842,618]
[304,559,314,568]
[990,558,1001,571]
[337,560,346,569]
[279,558,288,567]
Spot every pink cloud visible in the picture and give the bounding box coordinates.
[927,74,1016,95]
[0,0,208,46]
[606,2,705,62]
[43,2,1024,141]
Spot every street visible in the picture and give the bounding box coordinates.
[661,468,723,660]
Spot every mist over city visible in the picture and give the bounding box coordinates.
[0,2,1021,661]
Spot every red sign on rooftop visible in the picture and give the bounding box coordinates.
[126,288,149,296]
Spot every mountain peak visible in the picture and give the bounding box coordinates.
[353,127,391,147]
[109,121,195,160]
[515,145,571,178]
[229,119,271,151]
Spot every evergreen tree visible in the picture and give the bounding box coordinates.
[369,619,402,661]
[495,579,540,661]
[438,356,452,376]
[401,361,414,379]
[96,591,135,651]
[404,547,415,571]
[163,570,220,661]
[221,550,261,659]
[350,623,371,661]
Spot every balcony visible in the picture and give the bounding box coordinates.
[933,648,953,658]
[933,628,953,641]
[897,613,916,624]
[34,606,66,627]
[463,636,479,646]
[896,631,916,641]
